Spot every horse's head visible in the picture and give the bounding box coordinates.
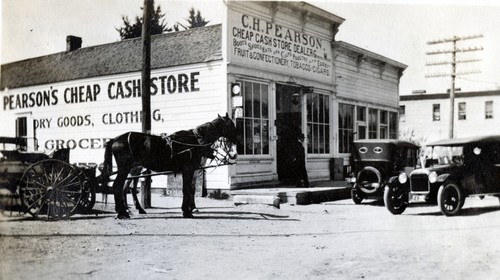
[213,113,238,161]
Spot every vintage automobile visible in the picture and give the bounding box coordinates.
[348,139,420,204]
[384,135,500,216]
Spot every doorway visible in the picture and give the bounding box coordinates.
[275,84,306,185]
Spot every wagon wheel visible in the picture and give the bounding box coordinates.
[19,159,84,220]
[437,182,465,216]
[0,187,25,217]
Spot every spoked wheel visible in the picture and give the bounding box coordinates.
[0,188,25,217]
[19,159,84,220]
[437,182,465,216]
[384,185,408,215]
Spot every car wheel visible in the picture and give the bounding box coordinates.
[351,187,364,204]
[437,182,465,216]
[384,185,408,215]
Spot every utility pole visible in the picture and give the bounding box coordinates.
[141,0,153,208]
[425,35,483,139]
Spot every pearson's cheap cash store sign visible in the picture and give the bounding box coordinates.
[2,69,204,163]
[228,11,333,83]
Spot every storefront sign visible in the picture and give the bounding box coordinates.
[2,72,200,111]
[228,11,333,83]
[1,69,206,155]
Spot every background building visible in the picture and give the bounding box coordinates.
[399,90,500,144]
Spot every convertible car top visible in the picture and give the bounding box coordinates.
[427,135,500,147]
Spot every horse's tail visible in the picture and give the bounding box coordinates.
[101,139,114,191]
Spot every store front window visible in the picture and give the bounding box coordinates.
[339,103,398,146]
[307,93,330,154]
[339,103,354,153]
[236,81,269,155]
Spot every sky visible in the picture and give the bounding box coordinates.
[2,0,500,95]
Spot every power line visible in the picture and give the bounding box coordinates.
[425,34,483,139]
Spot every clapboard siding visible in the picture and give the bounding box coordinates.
[334,45,403,108]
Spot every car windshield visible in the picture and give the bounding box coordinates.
[422,145,464,166]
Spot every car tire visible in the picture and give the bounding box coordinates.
[351,187,364,204]
[437,182,465,216]
[384,185,408,215]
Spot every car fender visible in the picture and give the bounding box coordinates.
[436,173,450,183]
[388,175,399,184]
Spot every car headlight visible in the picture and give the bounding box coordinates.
[398,172,408,184]
[428,171,438,183]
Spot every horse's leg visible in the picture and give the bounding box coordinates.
[130,178,147,214]
[181,167,195,218]
[113,170,131,219]
[123,179,132,210]
[190,169,200,212]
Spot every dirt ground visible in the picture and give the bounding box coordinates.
[2,194,500,279]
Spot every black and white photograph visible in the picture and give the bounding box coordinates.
[1,0,500,279]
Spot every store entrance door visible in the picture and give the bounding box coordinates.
[275,84,307,186]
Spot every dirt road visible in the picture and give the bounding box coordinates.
[2,195,500,279]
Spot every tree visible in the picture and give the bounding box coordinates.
[174,7,210,31]
[116,5,172,40]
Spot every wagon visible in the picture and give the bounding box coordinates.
[0,137,97,220]
[1,133,235,220]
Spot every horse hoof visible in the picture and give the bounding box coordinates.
[192,208,199,213]
[139,210,147,214]
[183,212,194,218]
[116,212,131,219]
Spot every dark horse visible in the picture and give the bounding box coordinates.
[101,114,238,219]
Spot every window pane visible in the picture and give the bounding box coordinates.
[380,110,388,124]
[307,94,313,122]
[433,104,440,121]
[236,118,244,154]
[358,125,366,140]
[319,95,324,123]
[389,112,398,139]
[486,101,493,119]
[244,82,252,117]
[369,109,378,139]
[262,85,269,118]
[319,124,325,153]
[262,120,269,154]
[325,125,330,153]
[313,97,319,122]
[458,102,466,120]
[399,105,405,122]
[245,119,253,154]
[323,95,330,124]
[253,83,261,118]
[357,107,366,121]
[380,126,387,139]
[313,124,319,153]
[253,119,261,154]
